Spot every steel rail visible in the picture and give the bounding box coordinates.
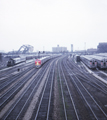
[0,69,35,100]
[59,59,80,120]
[58,60,67,120]
[34,61,54,120]
[63,59,107,119]
[15,62,51,120]
[76,74,107,95]
[67,58,107,94]
[46,61,56,120]
[0,68,36,107]
[2,62,51,120]
[63,60,98,119]
[67,58,107,92]
[0,66,34,95]
[73,74,107,118]
[0,61,34,78]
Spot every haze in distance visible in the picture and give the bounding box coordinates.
[0,0,107,52]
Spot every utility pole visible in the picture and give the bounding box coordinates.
[84,42,86,54]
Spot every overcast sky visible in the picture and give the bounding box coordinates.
[0,0,107,52]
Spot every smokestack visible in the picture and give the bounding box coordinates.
[71,44,73,52]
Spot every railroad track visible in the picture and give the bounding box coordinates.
[0,57,58,120]
[68,57,107,91]
[57,59,80,120]
[33,60,55,120]
[56,57,92,120]
[62,56,107,119]
[0,64,35,91]
[0,55,107,120]
[0,60,35,78]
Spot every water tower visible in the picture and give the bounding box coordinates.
[71,44,73,52]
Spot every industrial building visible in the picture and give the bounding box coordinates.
[97,42,107,53]
[52,45,67,53]
[87,48,97,54]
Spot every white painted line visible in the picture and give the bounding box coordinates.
[0,77,7,81]
[92,73,107,84]
[99,71,107,76]
[81,62,92,73]
[0,67,11,72]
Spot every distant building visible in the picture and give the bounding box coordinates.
[52,45,67,52]
[87,48,97,54]
[0,53,2,61]
[71,44,73,52]
[87,48,97,52]
[97,42,107,53]
[74,50,86,53]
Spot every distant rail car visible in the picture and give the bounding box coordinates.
[35,59,42,68]
[75,55,81,62]
[7,57,26,67]
[89,55,107,69]
[97,59,107,69]
[35,56,52,68]
[35,54,61,68]
[80,56,97,69]
[26,55,38,60]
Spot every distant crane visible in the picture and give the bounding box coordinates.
[17,45,34,54]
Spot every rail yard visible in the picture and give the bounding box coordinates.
[0,55,107,120]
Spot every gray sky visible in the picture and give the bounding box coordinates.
[0,0,107,52]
